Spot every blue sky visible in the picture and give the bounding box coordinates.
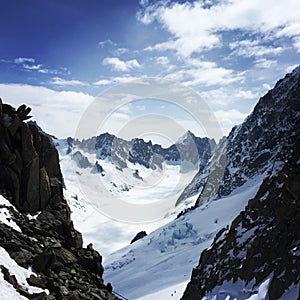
[1,0,300,139]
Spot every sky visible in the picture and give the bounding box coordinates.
[1,0,300,141]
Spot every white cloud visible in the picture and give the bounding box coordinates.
[262,83,271,90]
[236,90,258,100]
[163,58,244,87]
[93,79,113,86]
[14,57,35,64]
[215,109,248,135]
[23,64,43,70]
[50,77,89,86]
[276,23,300,38]
[93,76,142,86]
[156,56,170,65]
[229,40,284,58]
[110,112,131,121]
[200,89,232,107]
[286,64,299,73]
[0,83,94,138]
[139,0,300,57]
[200,87,258,109]
[98,39,116,48]
[293,36,300,52]
[113,47,130,56]
[254,58,277,69]
[8,57,66,75]
[102,57,141,72]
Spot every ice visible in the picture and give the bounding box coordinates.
[104,179,262,299]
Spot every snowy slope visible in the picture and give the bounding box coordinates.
[55,138,198,257]
[0,196,49,299]
[103,178,263,299]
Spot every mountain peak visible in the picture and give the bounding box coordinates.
[176,130,196,144]
[178,65,300,206]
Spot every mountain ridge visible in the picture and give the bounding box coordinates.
[178,65,300,208]
[70,130,215,173]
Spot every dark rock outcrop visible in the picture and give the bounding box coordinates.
[91,161,105,175]
[0,100,118,299]
[0,101,62,213]
[130,231,147,244]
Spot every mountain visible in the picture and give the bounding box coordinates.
[73,131,215,173]
[0,100,118,299]
[179,65,300,207]
[103,66,300,299]
[182,139,300,299]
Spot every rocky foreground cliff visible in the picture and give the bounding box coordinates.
[0,99,118,299]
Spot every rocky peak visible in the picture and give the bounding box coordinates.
[176,130,195,144]
[175,132,215,166]
[0,100,118,299]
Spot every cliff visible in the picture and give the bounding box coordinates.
[0,99,118,299]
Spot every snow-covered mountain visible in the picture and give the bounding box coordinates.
[179,66,300,207]
[182,139,300,300]
[102,66,300,299]
[104,178,263,299]
[2,66,298,300]
[72,131,215,172]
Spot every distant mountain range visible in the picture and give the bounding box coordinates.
[68,130,215,173]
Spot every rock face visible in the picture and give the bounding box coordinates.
[0,102,59,213]
[0,100,118,299]
[72,151,92,168]
[179,65,300,206]
[181,139,300,299]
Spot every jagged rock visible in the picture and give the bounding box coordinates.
[72,150,92,168]
[132,169,142,180]
[27,274,47,289]
[0,101,65,213]
[0,100,119,299]
[91,161,105,175]
[131,231,147,244]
